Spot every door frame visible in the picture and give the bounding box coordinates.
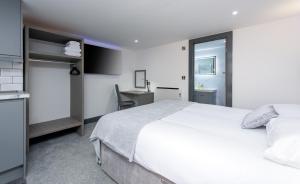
[188,32,233,107]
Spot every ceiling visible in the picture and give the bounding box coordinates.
[22,0,300,49]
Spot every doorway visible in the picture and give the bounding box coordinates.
[189,32,232,107]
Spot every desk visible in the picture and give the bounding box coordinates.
[120,91,154,106]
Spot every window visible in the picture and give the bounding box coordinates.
[195,56,216,75]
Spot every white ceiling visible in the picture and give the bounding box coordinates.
[22,0,300,49]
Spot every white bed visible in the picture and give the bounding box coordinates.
[134,103,300,184]
[92,102,300,184]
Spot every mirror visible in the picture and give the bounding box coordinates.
[195,56,216,75]
[135,70,146,88]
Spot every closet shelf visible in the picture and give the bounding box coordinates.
[29,51,81,63]
[29,117,82,139]
[25,26,84,148]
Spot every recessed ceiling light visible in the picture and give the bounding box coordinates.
[134,39,139,43]
[232,11,239,16]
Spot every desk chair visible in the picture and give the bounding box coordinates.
[115,84,135,110]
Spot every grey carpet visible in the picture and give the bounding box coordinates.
[26,122,116,184]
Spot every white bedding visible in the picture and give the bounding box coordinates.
[134,103,300,184]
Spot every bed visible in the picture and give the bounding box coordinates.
[90,100,300,184]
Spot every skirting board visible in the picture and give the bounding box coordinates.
[84,116,102,124]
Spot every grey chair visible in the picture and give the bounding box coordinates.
[115,84,135,110]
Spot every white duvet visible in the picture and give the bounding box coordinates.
[134,104,300,184]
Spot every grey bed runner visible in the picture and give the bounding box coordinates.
[90,100,191,162]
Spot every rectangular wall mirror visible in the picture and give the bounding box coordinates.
[195,56,216,75]
[135,70,146,88]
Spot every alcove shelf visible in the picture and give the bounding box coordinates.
[29,117,82,139]
[24,25,84,149]
[29,50,81,63]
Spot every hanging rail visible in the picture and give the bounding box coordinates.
[29,58,75,65]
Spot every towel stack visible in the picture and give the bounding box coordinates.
[64,41,81,57]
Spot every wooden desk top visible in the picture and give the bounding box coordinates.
[120,91,153,95]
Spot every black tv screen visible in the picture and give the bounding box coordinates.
[84,44,122,75]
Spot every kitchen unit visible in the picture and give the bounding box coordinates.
[0,0,28,183]
[0,93,29,184]
[0,0,23,92]
[0,0,22,59]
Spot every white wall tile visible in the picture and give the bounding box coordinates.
[0,84,23,91]
[0,61,13,69]
[12,69,23,76]
[0,61,24,91]
[0,77,12,84]
[12,77,23,84]
[0,69,23,77]
[0,69,13,76]
[13,62,23,69]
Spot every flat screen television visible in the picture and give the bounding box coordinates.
[84,44,122,75]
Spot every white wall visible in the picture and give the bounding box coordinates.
[136,40,189,101]
[233,15,300,109]
[84,49,136,119]
[29,62,71,124]
[137,15,300,109]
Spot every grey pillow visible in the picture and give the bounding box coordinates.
[241,105,279,129]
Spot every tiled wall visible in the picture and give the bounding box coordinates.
[0,61,23,91]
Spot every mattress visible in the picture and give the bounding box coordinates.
[134,103,300,184]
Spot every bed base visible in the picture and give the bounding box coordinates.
[101,144,174,184]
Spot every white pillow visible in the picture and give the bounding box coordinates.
[273,104,300,118]
[241,105,278,129]
[264,118,300,169]
[266,117,300,146]
[264,136,300,169]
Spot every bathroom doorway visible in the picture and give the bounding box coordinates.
[189,32,232,107]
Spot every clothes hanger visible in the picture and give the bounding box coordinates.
[70,65,81,75]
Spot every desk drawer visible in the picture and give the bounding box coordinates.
[136,93,154,106]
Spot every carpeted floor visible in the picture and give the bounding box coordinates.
[26,122,116,184]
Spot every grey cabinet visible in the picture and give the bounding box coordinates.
[194,91,216,105]
[0,100,24,174]
[0,0,22,57]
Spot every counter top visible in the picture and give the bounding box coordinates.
[0,92,30,101]
[195,89,217,93]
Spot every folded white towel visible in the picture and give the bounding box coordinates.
[64,51,81,57]
[67,41,80,45]
[65,41,81,57]
[66,41,80,47]
[66,44,80,49]
[65,44,80,49]
[64,47,81,53]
